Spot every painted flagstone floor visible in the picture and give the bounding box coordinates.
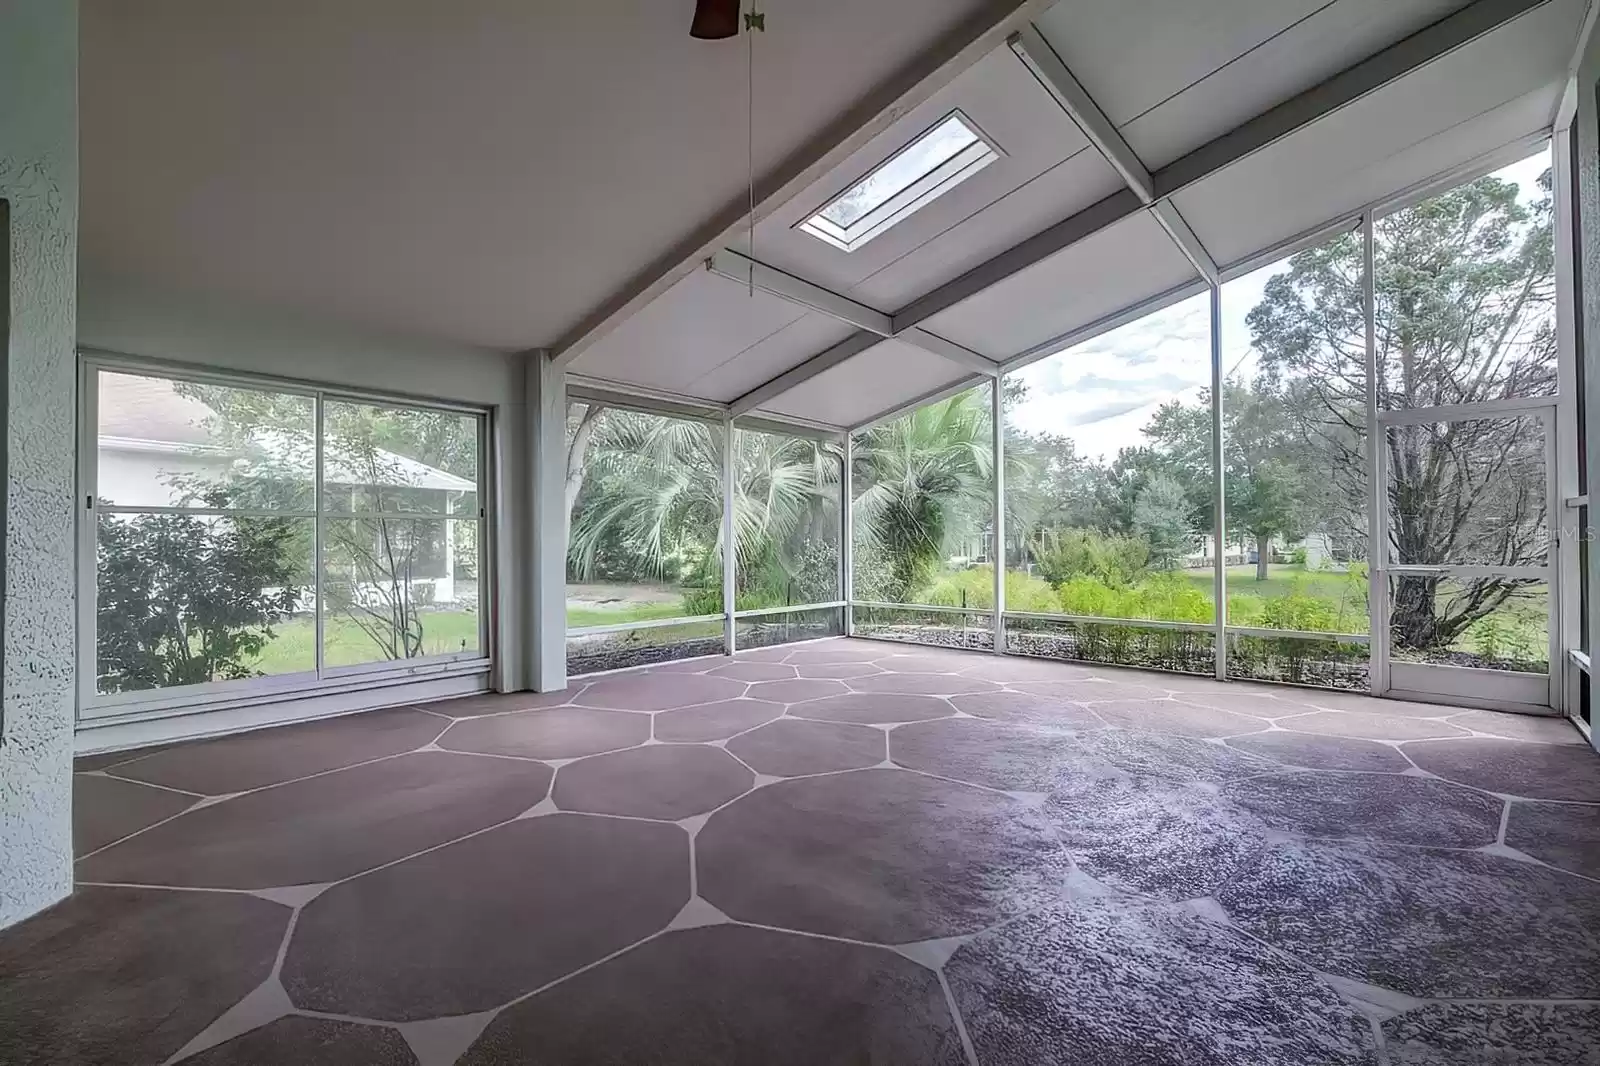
[4,638,1600,1064]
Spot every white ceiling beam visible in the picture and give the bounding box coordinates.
[706,248,998,377]
[1008,24,1217,284]
[1008,25,1154,201]
[548,0,1060,369]
[728,330,882,417]
[1149,200,1219,285]
[716,0,1549,419]
[707,249,892,334]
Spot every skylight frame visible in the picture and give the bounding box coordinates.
[798,110,1001,253]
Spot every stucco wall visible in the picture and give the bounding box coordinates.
[1,0,80,930]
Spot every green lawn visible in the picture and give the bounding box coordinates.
[1183,563,1547,664]
[565,601,690,629]
[250,610,482,674]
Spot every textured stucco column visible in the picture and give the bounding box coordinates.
[0,0,79,930]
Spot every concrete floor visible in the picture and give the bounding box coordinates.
[4,638,1599,1064]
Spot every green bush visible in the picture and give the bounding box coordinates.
[1056,570,1212,623]
[1031,527,1149,588]
[1258,578,1339,632]
[917,566,1056,612]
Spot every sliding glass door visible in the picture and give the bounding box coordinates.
[79,359,489,722]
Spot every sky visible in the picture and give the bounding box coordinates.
[1004,152,1550,463]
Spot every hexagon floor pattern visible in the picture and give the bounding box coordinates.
[5,638,1599,1065]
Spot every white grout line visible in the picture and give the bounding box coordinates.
[939,969,982,1066]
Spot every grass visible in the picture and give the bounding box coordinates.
[565,601,690,629]
[250,610,481,674]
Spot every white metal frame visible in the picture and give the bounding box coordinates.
[77,352,494,725]
[828,135,1575,712]
[559,399,850,670]
[694,0,1549,428]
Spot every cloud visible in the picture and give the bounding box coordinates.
[1069,398,1151,426]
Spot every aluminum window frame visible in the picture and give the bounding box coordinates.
[77,352,494,722]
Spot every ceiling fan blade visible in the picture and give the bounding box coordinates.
[690,0,741,40]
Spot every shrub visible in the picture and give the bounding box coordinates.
[916,566,1056,612]
[96,505,304,692]
[1056,571,1212,624]
[1258,578,1339,632]
[1031,527,1149,588]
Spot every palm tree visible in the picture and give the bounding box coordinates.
[851,388,995,599]
[568,411,840,603]
[569,386,1019,609]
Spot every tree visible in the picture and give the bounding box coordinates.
[1133,473,1192,570]
[565,409,843,608]
[851,389,993,599]
[1247,167,1555,650]
[173,384,481,660]
[96,493,304,692]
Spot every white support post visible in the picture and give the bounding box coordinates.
[1210,284,1226,679]
[313,396,325,678]
[1363,212,1388,696]
[530,354,569,692]
[992,381,1006,654]
[723,415,738,655]
[842,433,855,636]
[1553,126,1582,717]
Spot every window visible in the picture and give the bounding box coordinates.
[87,365,486,704]
[564,398,725,671]
[1375,153,1556,409]
[733,425,842,609]
[851,382,996,644]
[799,112,998,252]
[1004,293,1216,624]
[1220,233,1371,689]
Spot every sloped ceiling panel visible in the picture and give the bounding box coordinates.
[1034,0,1335,125]
[761,339,974,426]
[571,268,813,394]
[914,210,1199,361]
[1117,0,1468,168]
[686,312,861,405]
[846,144,1125,309]
[736,46,1092,295]
[1172,0,1580,266]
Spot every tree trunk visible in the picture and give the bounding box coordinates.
[1255,533,1271,581]
[565,404,605,537]
[1391,574,1440,651]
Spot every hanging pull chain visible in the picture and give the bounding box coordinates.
[745,3,765,296]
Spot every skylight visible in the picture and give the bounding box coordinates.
[799,111,999,253]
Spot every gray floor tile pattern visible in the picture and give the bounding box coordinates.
[1,637,1595,1064]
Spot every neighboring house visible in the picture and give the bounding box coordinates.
[97,373,476,605]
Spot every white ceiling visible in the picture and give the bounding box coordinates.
[83,0,1586,431]
[80,0,1002,351]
